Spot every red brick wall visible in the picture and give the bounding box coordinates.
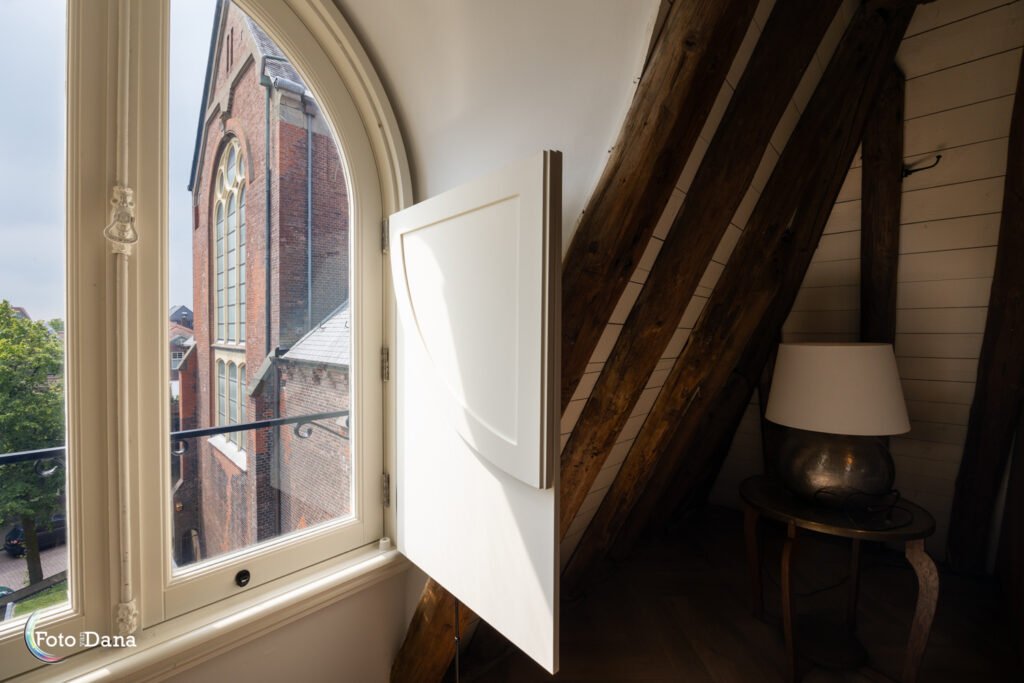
[312,130,350,323]
[278,361,352,531]
[185,1,352,562]
[178,349,198,431]
[191,3,270,559]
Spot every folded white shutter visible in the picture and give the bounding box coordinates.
[390,151,560,673]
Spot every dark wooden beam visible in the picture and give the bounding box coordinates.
[559,0,842,537]
[997,408,1024,671]
[389,578,476,683]
[861,64,905,344]
[392,3,756,680]
[564,0,919,585]
[947,50,1024,575]
[560,0,757,412]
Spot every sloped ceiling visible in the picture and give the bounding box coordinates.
[335,0,660,249]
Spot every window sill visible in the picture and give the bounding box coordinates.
[18,544,407,682]
[208,434,247,471]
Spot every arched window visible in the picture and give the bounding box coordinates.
[214,138,246,343]
[217,360,226,428]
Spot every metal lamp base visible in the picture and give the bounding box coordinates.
[777,429,895,508]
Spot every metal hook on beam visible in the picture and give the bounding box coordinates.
[902,154,941,179]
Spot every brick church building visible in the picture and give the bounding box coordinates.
[175,0,353,566]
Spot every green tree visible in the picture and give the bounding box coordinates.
[47,318,64,333]
[0,300,65,585]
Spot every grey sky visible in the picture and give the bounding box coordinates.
[0,0,216,322]
[0,0,67,322]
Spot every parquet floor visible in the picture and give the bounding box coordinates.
[456,506,1019,682]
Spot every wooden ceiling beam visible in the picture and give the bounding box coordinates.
[560,0,757,412]
[392,2,755,679]
[564,0,919,584]
[861,64,905,345]
[390,578,476,683]
[642,9,915,552]
[947,50,1024,575]
[997,407,1024,671]
[559,0,842,538]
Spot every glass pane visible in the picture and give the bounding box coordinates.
[228,364,237,424]
[169,0,354,570]
[0,0,70,616]
[226,144,236,185]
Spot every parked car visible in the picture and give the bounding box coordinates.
[3,515,66,557]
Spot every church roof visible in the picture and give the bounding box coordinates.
[188,0,309,192]
[243,15,305,87]
[283,301,350,367]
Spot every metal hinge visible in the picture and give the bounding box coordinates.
[381,217,389,253]
[382,472,391,508]
[381,346,390,382]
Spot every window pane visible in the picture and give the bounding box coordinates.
[0,0,70,616]
[217,362,226,426]
[226,144,236,185]
[228,363,237,425]
[169,0,353,570]
[239,365,247,451]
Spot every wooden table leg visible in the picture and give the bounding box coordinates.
[903,539,939,683]
[781,520,798,683]
[847,538,861,633]
[744,505,763,619]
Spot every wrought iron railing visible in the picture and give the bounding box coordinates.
[171,409,349,454]
[0,409,350,469]
[0,446,65,475]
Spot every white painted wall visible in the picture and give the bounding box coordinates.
[164,566,428,682]
[713,0,1023,560]
[335,0,660,252]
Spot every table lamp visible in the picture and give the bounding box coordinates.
[764,343,910,508]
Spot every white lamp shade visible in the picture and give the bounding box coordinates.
[765,343,910,436]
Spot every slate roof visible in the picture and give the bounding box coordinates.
[188,0,309,191]
[244,16,305,87]
[283,301,350,367]
[169,322,195,346]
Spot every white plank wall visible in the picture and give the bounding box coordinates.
[561,0,863,565]
[712,0,1022,559]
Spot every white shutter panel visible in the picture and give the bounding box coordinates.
[390,151,560,673]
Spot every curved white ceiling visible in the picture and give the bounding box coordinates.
[335,0,660,251]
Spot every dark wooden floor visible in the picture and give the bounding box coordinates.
[455,507,1019,682]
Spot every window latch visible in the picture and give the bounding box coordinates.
[382,472,391,508]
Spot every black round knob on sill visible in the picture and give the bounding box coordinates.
[235,569,251,587]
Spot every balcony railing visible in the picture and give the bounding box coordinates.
[0,409,350,468]
[171,409,349,454]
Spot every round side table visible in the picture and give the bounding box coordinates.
[740,475,938,683]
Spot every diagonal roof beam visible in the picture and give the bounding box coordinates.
[559,0,842,539]
[565,0,921,584]
[947,49,1024,575]
[391,2,756,680]
[560,0,758,412]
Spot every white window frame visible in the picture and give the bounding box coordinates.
[0,1,411,678]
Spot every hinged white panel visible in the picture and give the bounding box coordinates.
[391,151,560,672]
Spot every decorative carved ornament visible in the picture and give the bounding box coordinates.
[116,599,138,637]
[103,185,139,255]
